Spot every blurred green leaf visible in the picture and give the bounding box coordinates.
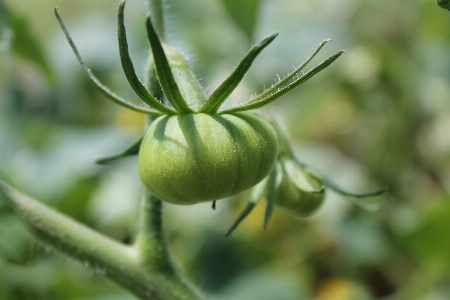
[210,268,304,300]
[0,0,11,78]
[56,175,101,223]
[401,197,450,275]
[0,215,37,265]
[10,13,55,84]
[438,0,450,11]
[221,0,260,39]
[0,0,9,43]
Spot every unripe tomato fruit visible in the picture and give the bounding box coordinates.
[276,159,325,217]
[138,112,278,204]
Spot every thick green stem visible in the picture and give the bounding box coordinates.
[0,181,203,300]
[0,181,136,273]
[134,192,175,274]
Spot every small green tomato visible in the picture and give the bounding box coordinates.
[225,120,387,236]
[55,1,343,205]
[138,113,277,204]
[276,158,324,217]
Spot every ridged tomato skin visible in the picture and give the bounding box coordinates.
[138,112,278,205]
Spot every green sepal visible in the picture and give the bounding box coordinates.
[304,164,388,211]
[325,180,388,198]
[282,159,324,194]
[96,136,143,165]
[263,163,283,229]
[438,0,450,10]
[54,8,162,115]
[221,50,344,114]
[117,1,176,115]
[145,16,193,114]
[225,176,268,237]
[249,39,331,104]
[199,33,278,114]
[10,13,56,84]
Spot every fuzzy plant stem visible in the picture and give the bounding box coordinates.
[0,181,203,300]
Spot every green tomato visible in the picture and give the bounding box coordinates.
[276,159,325,217]
[138,112,278,204]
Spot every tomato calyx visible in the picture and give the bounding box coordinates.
[55,0,345,171]
[55,0,344,168]
[54,0,343,117]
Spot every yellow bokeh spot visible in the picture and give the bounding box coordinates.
[115,108,146,132]
[316,278,351,300]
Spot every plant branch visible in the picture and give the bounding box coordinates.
[0,181,204,300]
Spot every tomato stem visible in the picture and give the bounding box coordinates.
[0,181,204,300]
[134,192,179,274]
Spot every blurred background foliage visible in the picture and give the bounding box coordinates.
[1,0,450,299]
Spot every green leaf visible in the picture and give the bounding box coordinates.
[10,13,56,84]
[0,0,9,43]
[199,33,278,114]
[438,0,450,10]
[401,197,450,275]
[221,50,345,114]
[145,15,193,114]
[96,136,143,165]
[0,0,11,80]
[54,7,162,115]
[221,0,261,39]
[225,177,268,237]
[117,1,176,115]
